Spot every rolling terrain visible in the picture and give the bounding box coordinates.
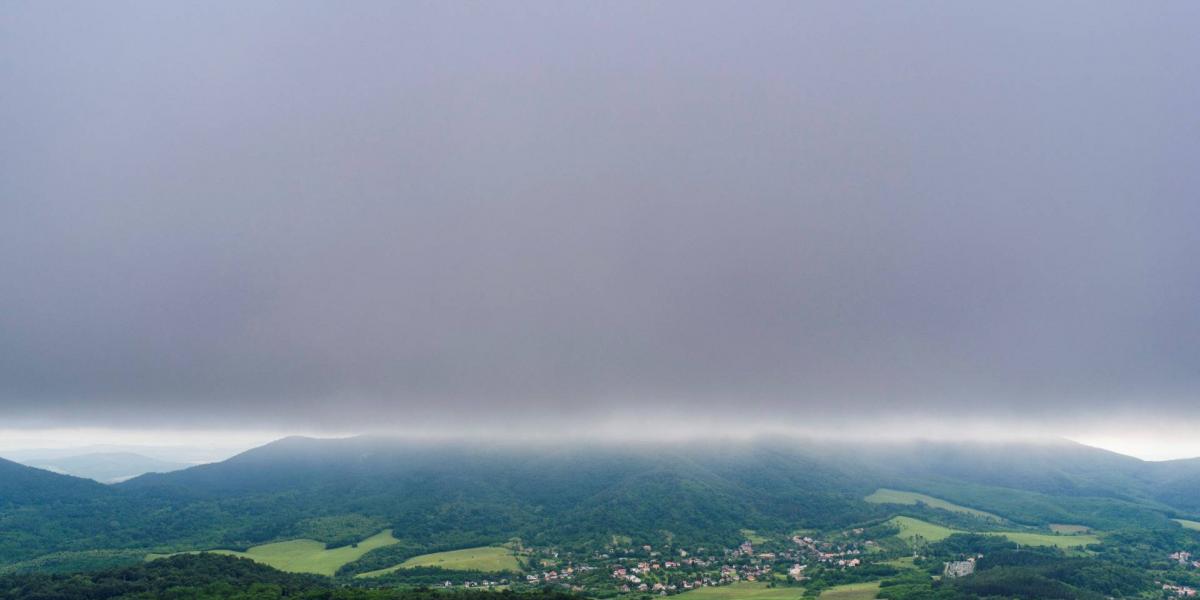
[864,489,1000,521]
[3,435,1200,579]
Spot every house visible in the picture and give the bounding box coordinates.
[1164,584,1198,597]
[943,560,975,578]
[788,564,807,581]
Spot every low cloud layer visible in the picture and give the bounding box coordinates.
[2,2,1198,436]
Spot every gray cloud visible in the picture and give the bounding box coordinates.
[2,1,1198,432]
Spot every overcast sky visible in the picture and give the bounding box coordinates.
[2,2,1198,456]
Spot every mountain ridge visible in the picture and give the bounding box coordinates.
[3,435,1199,570]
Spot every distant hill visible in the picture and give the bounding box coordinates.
[17,452,189,483]
[0,457,110,503]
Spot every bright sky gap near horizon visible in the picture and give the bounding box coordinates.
[2,2,1199,459]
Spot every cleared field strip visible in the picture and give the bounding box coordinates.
[887,517,1099,548]
[676,581,807,600]
[1175,519,1200,532]
[819,582,880,600]
[148,529,398,577]
[865,489,1001,521]
[888,516,958,543]
[357,546,520,578]
[1048,524,1090,534]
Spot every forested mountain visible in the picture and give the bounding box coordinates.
[119,437,885,550]
[3,436,1200,575]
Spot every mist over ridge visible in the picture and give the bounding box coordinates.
[3,2,1199,452]
[3,3,1200,597]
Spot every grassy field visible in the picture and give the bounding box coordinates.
[149,530,398,577]
[819,582,879,600]
[866,489,1000,521]
[1048,524,1091,534]
[880,556,918,570]
[358,546,520,578]
[1000,531,1099,548]
[887,516,959,543]
[1175,519,1200,532]
[740,529,769,544]
[886,517,1098,548]
[677,582,806,600]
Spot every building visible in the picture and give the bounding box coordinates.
[943,559,975,578]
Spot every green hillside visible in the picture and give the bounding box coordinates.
[1175,518,1200,531]
[886,516,1101,549]
[865,489,1001,520]
[214,530,398,576]
[3,435,1199,575]
[887,516,959,543]
[358,546,519,578]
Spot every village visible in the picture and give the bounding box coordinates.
[421,532,1200,598]
[428,532,876,596]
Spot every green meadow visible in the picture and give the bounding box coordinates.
[819,582,880,600]
[677,582,806,600]
[1175,519,1200,532]
[880,556,918,570]
[887,516,959,543]
[1001,531,1098,548]
[358,546,520,578]
[149,529,398,577]
[865,489,1000,521]
[1048,524,1091,534]
[887,517,1099,548]
[740,529,769,544]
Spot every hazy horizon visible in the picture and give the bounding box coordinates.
[2,423,1198,463]
[3,2,1199,458]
